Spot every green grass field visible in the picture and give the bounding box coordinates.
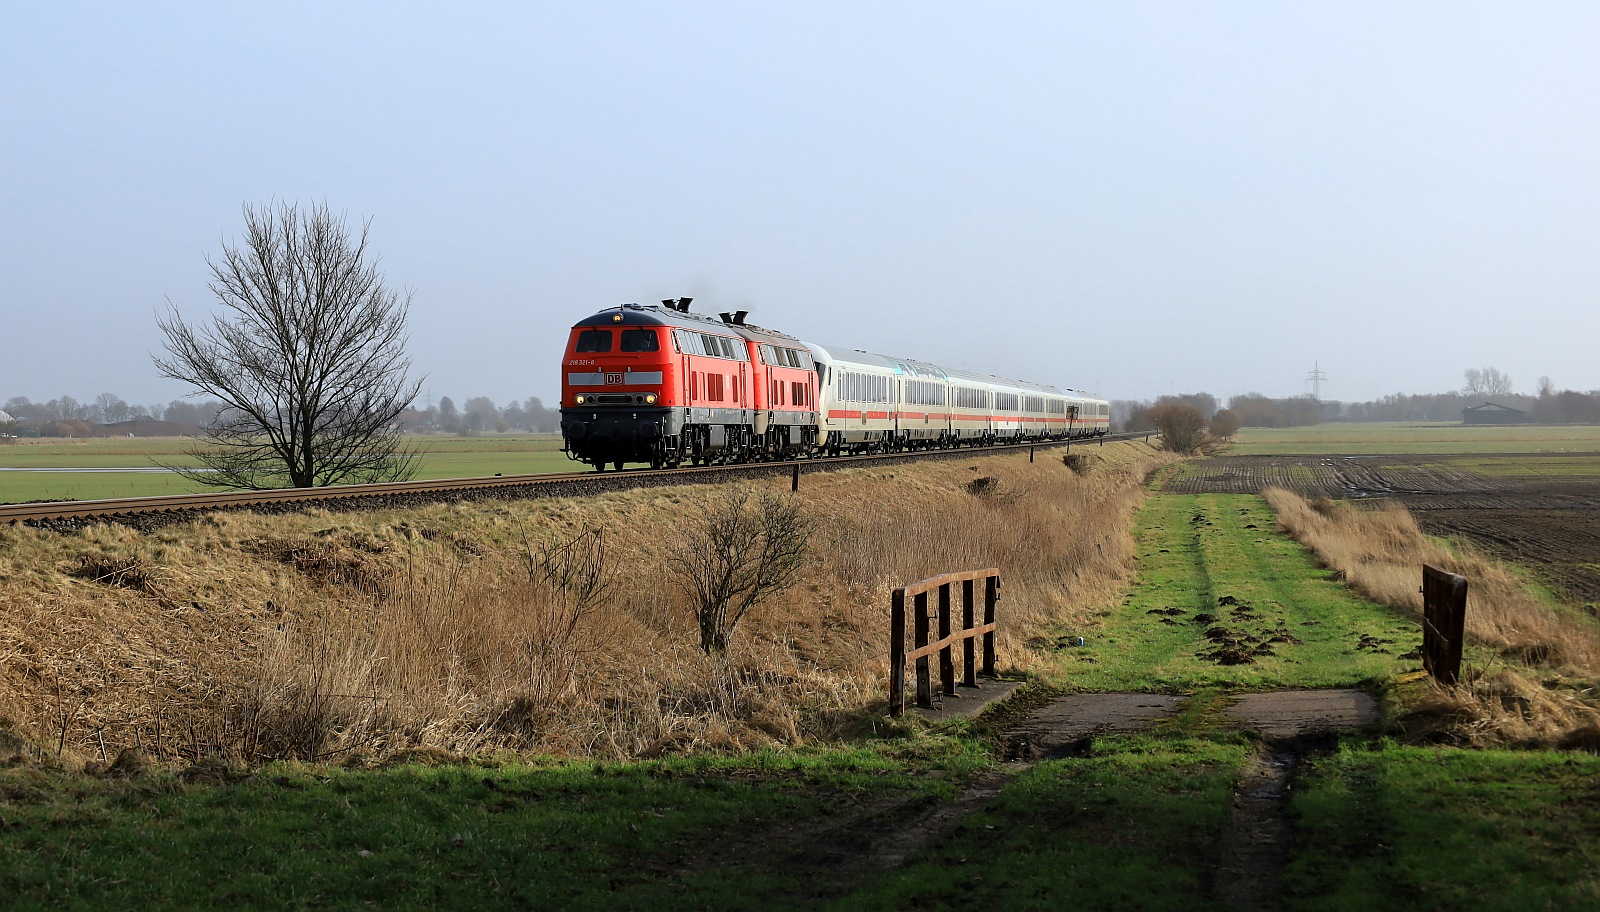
[0,435,578,503]
[0,747,983,912]
[1038,494,1417,691]
[1227,422,1600,456]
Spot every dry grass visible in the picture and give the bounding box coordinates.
[0,441,1172,767]
[1264,487,1600,748]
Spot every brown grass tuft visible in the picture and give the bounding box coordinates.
[1266,487,1600,748]
[1395,672,1600,750]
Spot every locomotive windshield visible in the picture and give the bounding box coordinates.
[619,329,660,352]
[574,329,612,352]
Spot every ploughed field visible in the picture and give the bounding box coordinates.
[1167,453,1600,606]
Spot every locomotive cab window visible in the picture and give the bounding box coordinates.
[575,329,612,352]
[620,329,659,352]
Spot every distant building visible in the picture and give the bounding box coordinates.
[1462,402,1530,426]
[0,410,12,423]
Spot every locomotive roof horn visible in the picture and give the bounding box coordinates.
[718,312,733,323]
[661,297,694,313]
[733,310,748,325]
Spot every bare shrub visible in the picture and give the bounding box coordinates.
[245,535,392,595]
[1062,453,1096,474]
[668,490,811,654]
[1209,408,1242,439]
[71,554,169,604]
[1150,403,1208,454]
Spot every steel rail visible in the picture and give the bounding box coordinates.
[2,431,1156,526]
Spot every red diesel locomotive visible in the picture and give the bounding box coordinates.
[559,298,819,470]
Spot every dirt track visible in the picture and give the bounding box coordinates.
[1168,454,1600,605]
[761,689,1377,907]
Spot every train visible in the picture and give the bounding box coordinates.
[558,298,1109,471]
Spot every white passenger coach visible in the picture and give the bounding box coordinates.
[806,342,1108,455]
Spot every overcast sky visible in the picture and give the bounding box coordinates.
[4,2,1597,410]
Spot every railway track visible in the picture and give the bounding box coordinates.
[1,433,1154,531]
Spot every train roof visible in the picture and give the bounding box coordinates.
[571,306,1107,402]
[807,342,1087,398]
[571,304,803,344]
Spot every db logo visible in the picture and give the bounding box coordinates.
[604,372,624,385]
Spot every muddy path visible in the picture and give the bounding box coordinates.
[724,689,1378,907]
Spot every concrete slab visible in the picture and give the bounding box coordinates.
[909,679,1025,723]
[1002,693,1187,759]
[1224,689,1380,738]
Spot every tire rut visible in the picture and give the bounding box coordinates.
[1214,744,1298,912]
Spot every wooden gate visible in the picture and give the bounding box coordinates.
[889,569,999,716]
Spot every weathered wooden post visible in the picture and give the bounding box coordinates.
[938,582,955,698]
[791,463,800,492]
[1422,565,1468,685]
[983,575,999,675]
[962,578,977,687]
[914,590,931,709]
[889,588,906,716]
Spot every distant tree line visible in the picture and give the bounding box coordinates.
[1,395,228,437]
[404,396,560,435]
[1110,393,1234,454]
[1,392,561,437]
[1110,367,1600,432]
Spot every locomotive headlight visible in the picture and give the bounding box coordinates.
[574,394,587,405]
[644,393,658,404]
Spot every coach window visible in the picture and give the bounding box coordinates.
[575,329,612,352]
[620,329,659,352]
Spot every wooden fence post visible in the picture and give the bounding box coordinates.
[889,588,906,716]
[1422,565,1468,685]
[938,582,955,698]
[962,578,976,687]
[983,576,999,676]
[914,591,931,709]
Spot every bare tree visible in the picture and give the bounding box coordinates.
[1150,402,1209,454]
[1208,408,1242,439]
[1463,367,1513,398]
[667,489,811,654]
[154,202,422,489]
[95,393,131,424]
